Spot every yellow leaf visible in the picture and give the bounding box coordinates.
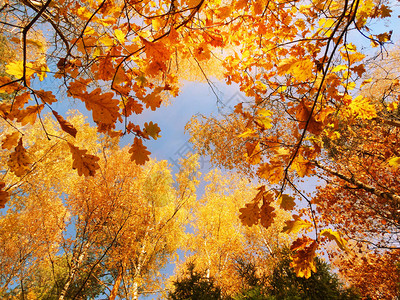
[6,61,35,78]
[129,137,150,165]
[331,65,348,72]
[7,138,32,177]
[115,29,126,44]
[152,18,164,31]
[388,156,400,168]
[282,216,312,234]
[320,229,347,251]
[238,128,258,138]
[68,142,100,176]
[348,95,377,119]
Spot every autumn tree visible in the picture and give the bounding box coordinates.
[184,0,398,282]
[0,0,398,287]
[170,170,293,298]
[0,112,200,299]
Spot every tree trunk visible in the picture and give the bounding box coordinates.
[58,241,90,300]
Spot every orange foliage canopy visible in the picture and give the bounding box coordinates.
[0,0,398,291]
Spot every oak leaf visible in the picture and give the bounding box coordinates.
[68,142,100,176]
[0,182,9,209]
[129,137,150,165]
[290,239,318,279]
[257,161,284,184]
[142,91,162,111]
[278,194,296,211]
[81,88,119,125]
[36,90,57,104]
[14,92,30,109]
[16,104,44,126]
[2,132,20,150]
[52,110,77,138]
[143,121,161,140]
[320,229,347,251]
[260,201,276,229]
[239,202,260,226]
[7,138,32,177]
[282,216,312,234]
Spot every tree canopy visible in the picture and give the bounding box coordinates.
[1,0,400,298]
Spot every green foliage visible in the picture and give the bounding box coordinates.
[168,263,222,300]
[233,249,360,300]
[4,255,105,299]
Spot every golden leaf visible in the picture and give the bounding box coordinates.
[52,111,78,138]
[129,137,150,165]
[2,132,20,150]
[142,90,162,111]
[68,142,100,176]
[7,138,32,177]
[81,88,119,125]
[143,121,161,140]
[282,216,312,234]
[320,229,347,251]
[290,240,318,279]
[114,29,125,44]
[388,156,400,168]
[6,61,35,78]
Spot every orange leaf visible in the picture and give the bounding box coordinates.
[81,88,119,125]
[7,138,32,177]
[52,110,77,138]
[290,240,318,278]
[14,92,30,109]
[257,161,284,184]
[16,104,44,126]
[128,137,150,165]
[68,142,100,176]
[278,194,296,210]
[0,181,9,209]
[260,201,276,229]
[296,100,323,135]
[36,90,57,104]
[142,90,162,111]
[143,121,161,140]
[239,202,260,226]
[2,131,20,150]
